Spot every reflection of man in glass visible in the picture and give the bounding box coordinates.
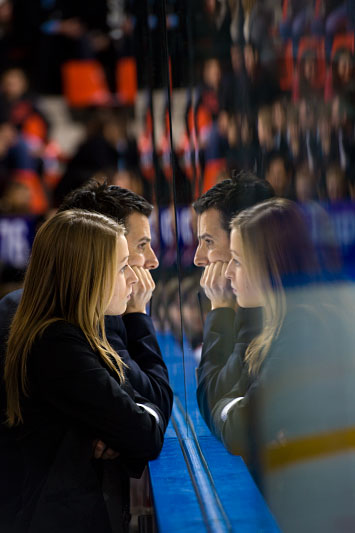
[192,170,273,429]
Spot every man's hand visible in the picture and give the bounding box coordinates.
[200,261,235,310]
[125,266,155,314]
[92,439,120,460]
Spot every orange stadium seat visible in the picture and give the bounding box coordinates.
[202,159,226,193]
[116,57,137,105]
[61,60,111,108]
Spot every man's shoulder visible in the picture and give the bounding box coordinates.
[0,289,23,331]
[0,288,23,308]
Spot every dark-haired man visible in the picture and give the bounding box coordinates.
[193,170,274,432]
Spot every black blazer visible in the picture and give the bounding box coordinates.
[0,290,173,426]
[196,306,262,432]
[8,321,165,533]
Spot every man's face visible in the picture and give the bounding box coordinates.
[194,208,231,267]
[266,159,289,197]
[125,212,159,270]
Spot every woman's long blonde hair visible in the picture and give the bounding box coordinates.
[5,209,126,426]
[231,198,320,376]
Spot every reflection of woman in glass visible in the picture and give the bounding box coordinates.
[4,210,164,533]
[210,198,355,532]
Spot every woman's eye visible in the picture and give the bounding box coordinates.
[234,259,240,266]
[120,265,128,273]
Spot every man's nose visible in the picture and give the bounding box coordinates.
[144,249,159,270]
[194,247,208,267]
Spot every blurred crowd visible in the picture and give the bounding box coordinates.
[0,0,354,307]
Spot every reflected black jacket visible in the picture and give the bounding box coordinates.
[196,306,262,433]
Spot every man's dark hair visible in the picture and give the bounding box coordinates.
[192,170,274,232]
[58,179,153,225]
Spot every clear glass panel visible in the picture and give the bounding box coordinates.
[167,0,355,530]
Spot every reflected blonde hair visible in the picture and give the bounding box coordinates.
[5,209,126,426]
[231,198,319,375]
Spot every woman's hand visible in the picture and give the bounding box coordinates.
[92,439,120,460]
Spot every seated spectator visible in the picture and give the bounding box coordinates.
[256,106,277,177]
[325,163,350,202]
[0,180,31,214]
[54,109,139,206]
[285,105,303,165]
[219,42,245,114]
[226,113,258,173]
[328,47,355,105]
[242,0,276,68]
[0,118,48,214]
[314,106,349,180]
[239,43,280,115]
[197,57,223,123]
[265,151,294,198]
[0,67,49,151]
[297,99,318,169]
[294,163,319,202]
[36,0,136,94]
[293,49,324,101]
[192,0,232,62]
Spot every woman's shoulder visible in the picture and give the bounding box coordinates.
[34,321,93,357]
[41,320,85,339]
[31,322,101,377]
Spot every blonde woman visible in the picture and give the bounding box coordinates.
[208,198,355,532]
[3,210,165,533]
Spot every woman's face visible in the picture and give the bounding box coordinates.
[105,234,137,315]
[225,229,264,308]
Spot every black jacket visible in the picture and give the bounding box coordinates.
[196,306,262,432]
[0,289,173,426]
[0,289,172,533]
[4,320,165,533]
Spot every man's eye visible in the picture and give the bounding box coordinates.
[138,243,146,251]
[205,239,213,247]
